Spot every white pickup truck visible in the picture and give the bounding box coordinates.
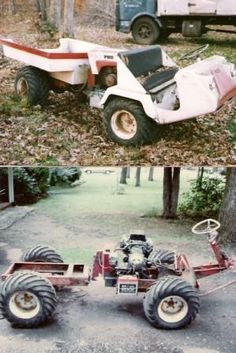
[116,0,236,44]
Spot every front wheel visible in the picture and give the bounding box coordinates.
[103,98,156,146]
[0,272,57,327]
[143,276,199,329]
[132,17,161,45]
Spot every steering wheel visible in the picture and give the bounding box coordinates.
[192,219,221,235]
[179,44,209,61]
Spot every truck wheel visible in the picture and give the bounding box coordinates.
[0,272,57,327]
[15,66,50,106]
[23,245,63,263]
[149,249,175,265]
[103,98,156,146]
[132,17,161,45]
[143,276,199,329]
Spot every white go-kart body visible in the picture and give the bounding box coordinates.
[1,38,236,145]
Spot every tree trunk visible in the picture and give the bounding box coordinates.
[120,167,128,185]
[170,167,180,217]
[197,167,205,187]
[63,0,75,37]
[148,167,154,181]
[135,167,141,187]
[49,0,61,29]
[126,167,130,179]
[8,0,16,14]
[36,0,47,20]
[162,167,181,219]
[162,167,172,219]
[219,168,236,243]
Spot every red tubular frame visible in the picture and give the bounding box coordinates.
[177,237,235,280]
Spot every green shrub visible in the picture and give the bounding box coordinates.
[49,168,81,186]
[13,168,50,204]
[0,167,49,205]
[179,177,225,218]
[26,168,50,194]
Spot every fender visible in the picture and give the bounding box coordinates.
[100,87,158,122]
[129,13,163,31]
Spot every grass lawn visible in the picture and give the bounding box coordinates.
[37,167,200,218]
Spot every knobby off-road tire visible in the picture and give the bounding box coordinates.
[143,276,199,329]
[103,98,156,146]
[0,293,4,319]
[149,249,176,265]
[0,272,57,327]
[15,66,50,106]
[23,245,64,263]
[132,17,161,45]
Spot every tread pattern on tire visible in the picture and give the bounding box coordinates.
[23,245,63,263]
[103,97,157,146]
[143,276,200,329]
[0,272,57,327]
[149,249,176,265]
[0,292,4,320]
[15,66,50,106]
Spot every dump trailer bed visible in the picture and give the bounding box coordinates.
[0,38,118,85]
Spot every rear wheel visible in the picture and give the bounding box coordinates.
[23,245,63,263]
[132,17,161,45]
[103,98,156,146]
[143,276,199,329]
[149,249,175,265]
[15,66,50,106]
[0,272,57,327]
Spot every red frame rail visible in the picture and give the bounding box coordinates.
[1,262,91,287]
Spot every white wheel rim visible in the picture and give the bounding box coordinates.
[16,77,29,98]
[111,110,137,140]
[157,295,188,323]
[9,291,41,319]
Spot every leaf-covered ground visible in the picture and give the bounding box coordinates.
[0,14,236,165]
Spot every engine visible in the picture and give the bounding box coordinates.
[109,230,153,274]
